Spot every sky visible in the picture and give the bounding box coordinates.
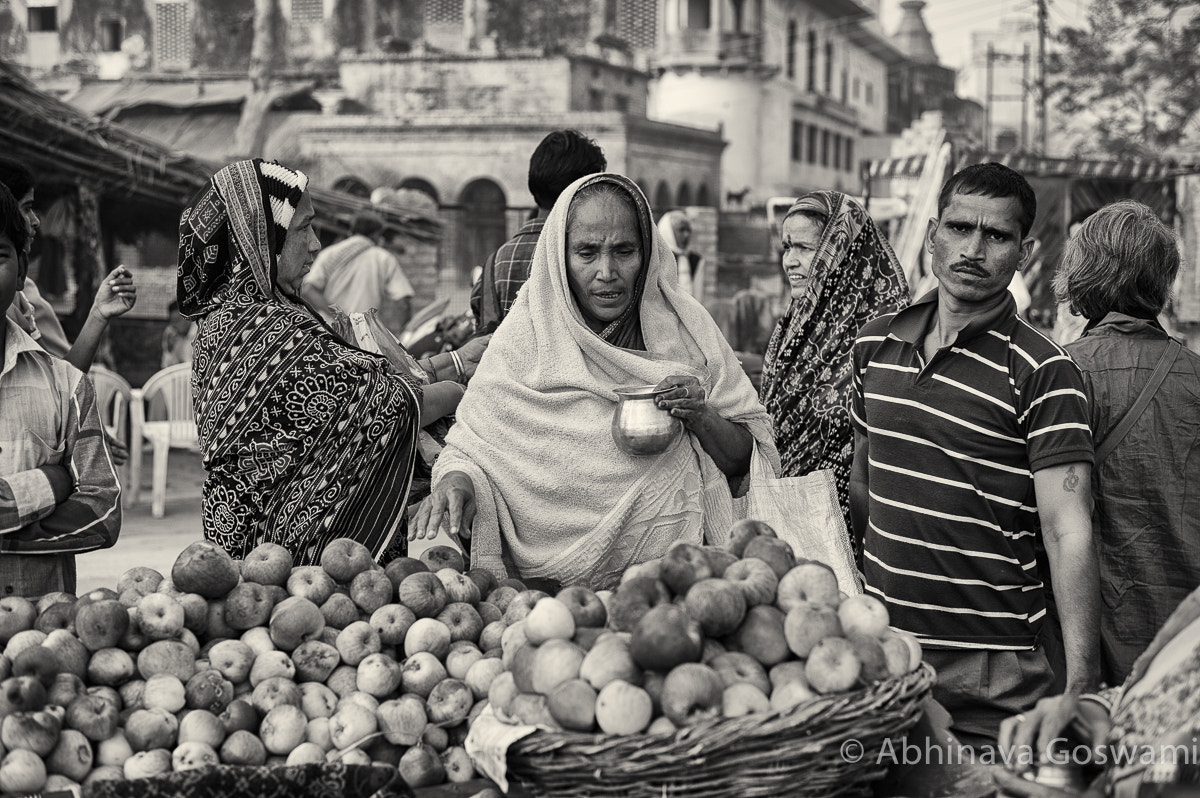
[879,0,1091,70]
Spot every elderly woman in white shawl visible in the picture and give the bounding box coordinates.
[412,173,778,590]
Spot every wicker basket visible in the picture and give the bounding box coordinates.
[505,662,935,798]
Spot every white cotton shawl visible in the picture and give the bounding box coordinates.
[433,174,779,589]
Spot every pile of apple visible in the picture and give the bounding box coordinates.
[0,537,532,796]
[487,520,925,736]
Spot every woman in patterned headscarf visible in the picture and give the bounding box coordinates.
[179,159,424,565]
[760,191,909,548]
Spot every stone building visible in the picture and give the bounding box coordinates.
[886,0,955,135]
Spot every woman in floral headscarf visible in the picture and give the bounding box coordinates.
[760,191,909,546]
[179,159,424,565]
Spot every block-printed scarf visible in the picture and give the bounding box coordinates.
[178,160,422,565]
[760,191,909,535]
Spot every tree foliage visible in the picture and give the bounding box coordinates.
[1050,0,1200,158]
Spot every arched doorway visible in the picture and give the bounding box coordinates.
[332,176,371,198]
[458,178,508,284]
[677,181,693,207]
[654,181,673,212]
[696,183,711,206]
[397,177,440,206]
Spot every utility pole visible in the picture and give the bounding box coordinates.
[1037,0,1047,153]
[985,43,994,150]
[1021,42,1030,150]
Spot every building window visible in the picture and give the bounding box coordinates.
[28,6,58,32]
[791,121,803,162]
[614,94,629,113]
[821,130,830,167]
[806,126,818,164]
[833,135,842,171]
[155,1,192,69]
[290,0,324,24]
[853,77,860,99]
[841,69,848,102]
[845,138,855,173]
[806,30,817,92]
[100,19,123,51]
[824,41,834,94]
[685,0,711,29]
[786,19,797,80]
[589,89,604,111]
[866,82,874,105]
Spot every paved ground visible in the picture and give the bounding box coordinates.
[76,447,453,594]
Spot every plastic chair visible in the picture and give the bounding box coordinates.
[129,363,199,518]
[88,365,133,501]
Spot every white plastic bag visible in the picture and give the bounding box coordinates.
[743,449,862,596]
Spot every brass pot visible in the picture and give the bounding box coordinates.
[612,385,682,456]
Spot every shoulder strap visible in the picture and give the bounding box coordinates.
[1094,339,1181,466]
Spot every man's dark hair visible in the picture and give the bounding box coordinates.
[350,213,385,238]
[528,130,607,210]
[937,162,1037,238]
[0,159,35,200]
[0,181,29,256]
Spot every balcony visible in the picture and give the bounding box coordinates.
[656,29,763,71]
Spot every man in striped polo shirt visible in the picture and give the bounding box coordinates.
[849,163,1100,749]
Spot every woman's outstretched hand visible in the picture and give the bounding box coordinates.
[455,334,492,381]
[653,374,708,430]
[412,470,477,541]
[92,266,137,319]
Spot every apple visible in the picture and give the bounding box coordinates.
[64,693,118,741]
[137,639,196,681]
[88,684,121,710]
[269,596,326,651]
[660,542,714,596]
[172,540,240,599]
[319,592,359,630]
[420,545,465,574]
[207,639,255,684]
[524,598,577,645]
[594,680,652,735]
[117,567,163,598]
[369,604,415,647]
[287,566,336,606]
[441,744,476,783]
[487,670,519,718]
[608,578,672,632]
[335,621,381,667]
[472,622,504,656]
[11,645,59,687]
[291,640,340,683]
[220,729,267,765]
[404,618,452,659]
[743,536,797,579]
[436,569,481,605]
[178,708,225,748]
[579,633,641,691]
[427,678,472,725]
[509,692,558,729]
[709,651,771,695]
[620,559,663,585]
[722,682,770,718]
[728,604,790,667]
[77,587,120,606]
[306,716,333,750]
[87,647,135,687]
[259,704,308,755]
[464,656,506,700]
[349,570,394,615]
[530,639,586,695]
[771,679,818,712]
[0,748,48,793]
[336,748,371,766]
[172,740,219,771]
[660,662,724,727]
[437,603,484,644]
[502,590,549,625]
[783,602,843,659]
[838,594,890,638]
[546,678,596,731]
[383,557,428,590]
[1,709,62,755]
[465,567,498,596]
[881,630,922,674]
[0,597,38,644]
[398,743,446,789]
[723,558,779,606]
[299,681,338,719]
[204,598,238,642]
[241,542,293,586]
[778,562,841,612]
[142,673,186,712]
[445,642,484,680]
[46,728,92,781]
[3,629,47,662]
[41,630,87,682]
[725,519,778,557]
[769,661,810,690]
[321,538,375,584]
[630,604,703,672]
[849,634,891,682]
[486,586,519,613]
[75,600,129,652]
[285,741,326,766]
[647,716,676,735]
[324,665,359,698]
[684,578,747,637]
[510,642,541,693]
[240,626,276,656]
[83,765,125,791]
[251,676,303,716]
[329,702,377,750]
[500,621,529,669]
[94,730,134,769]
[377,694,427,745]
[219,699,258,734]
[552,586,605,630]
[397,572,448,619]
[47,672,86,708]
[136,593,187,642]
[0,676,48,718]
[34,603,75,636]
[124,707,179,751]
[357,652,403,697]
[400,649,447,697]
[124,748,172,779]
[220,583,275,631]
[805,637,862,694]
[185,669,234,713]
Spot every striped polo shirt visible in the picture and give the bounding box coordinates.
[851,291,1093,650]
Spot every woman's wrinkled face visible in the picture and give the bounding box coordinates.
[566,192,643,332]
[780,213,825,299]
[275,191,321,297]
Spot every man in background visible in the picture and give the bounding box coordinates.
[471,129,606,332]
[303,213,414,335]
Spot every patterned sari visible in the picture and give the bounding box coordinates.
[179,160,422,565]
[760,191,909,539]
